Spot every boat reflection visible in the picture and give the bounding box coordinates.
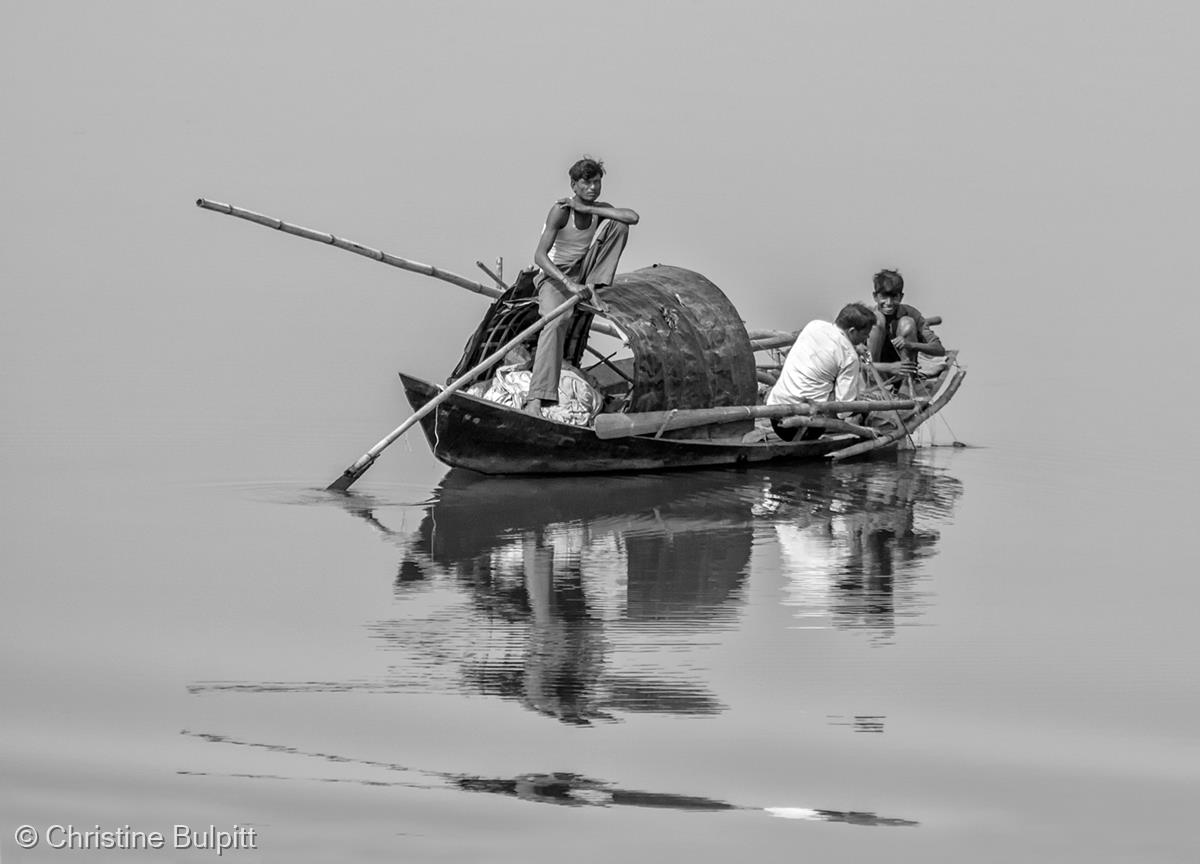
[753,453,964,643]
[362,470,755,725]
[353,452,962,725]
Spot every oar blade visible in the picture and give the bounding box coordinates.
[326,470,358,493]
[326,454,379,492]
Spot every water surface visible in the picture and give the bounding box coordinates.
[4,420,1195,862]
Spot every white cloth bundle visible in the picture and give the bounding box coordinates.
[467,362,602,426]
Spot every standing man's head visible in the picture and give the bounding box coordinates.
[835,302,877,347]
[568,157,605,202]
[872,269,905,319]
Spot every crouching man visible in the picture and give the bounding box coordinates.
[867,268,945,379]
[766,302,877,441]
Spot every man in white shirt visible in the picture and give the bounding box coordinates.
[766,302,876,441]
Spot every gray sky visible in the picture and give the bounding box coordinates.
[5,10,1199,856]
[4,0,1198,454]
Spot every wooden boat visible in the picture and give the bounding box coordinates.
[401,264,965,475]
[193,200,964,483]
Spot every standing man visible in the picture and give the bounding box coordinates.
[867,269,945,378]
[523,157,639,416]
[766,302,876,441]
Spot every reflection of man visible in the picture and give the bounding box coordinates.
[766,302,876,441]
[521,536,604,724]
[761,459,958,641]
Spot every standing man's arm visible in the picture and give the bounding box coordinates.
[533,203,584,293]
[561,198,639,225]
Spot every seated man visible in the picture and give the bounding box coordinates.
[765,302,876,441]
[867,269,945,379]
[523,157,639,416]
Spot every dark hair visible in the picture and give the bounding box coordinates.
[569,157,605,183]
[835,302,877,332]
[872,269,904,296]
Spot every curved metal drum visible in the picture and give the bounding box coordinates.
[449,265,757,425]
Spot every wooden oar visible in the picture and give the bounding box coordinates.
[827,367,966,461]
[327,292,588,491]
[593,398,921,440]
[476,260,634,384]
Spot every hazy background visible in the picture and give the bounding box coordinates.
[3,2,1199,861]
[5,0,1199,479]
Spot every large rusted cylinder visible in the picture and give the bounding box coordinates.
[602,265,757,414]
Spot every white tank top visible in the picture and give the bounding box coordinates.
[546,210,599,268]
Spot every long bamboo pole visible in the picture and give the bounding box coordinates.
[748,317,942,354]
[195,198,629,339]
[593,398,922,440]
[326,292,588,491]
[196,198,503,298]
[746,329,795,342]
[749,332,800,352]
[774,415,878,439]
[475,260,510,290]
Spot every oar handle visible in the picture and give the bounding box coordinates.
[327,291,587,491]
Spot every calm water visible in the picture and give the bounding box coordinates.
[2,389,1197,862]
[7,3,1200,860]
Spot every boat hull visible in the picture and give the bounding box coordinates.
[400,373,867,475]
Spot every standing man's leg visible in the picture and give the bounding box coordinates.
[576,220,629,289]
[524,273,573,414]
[525,221,629,415]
